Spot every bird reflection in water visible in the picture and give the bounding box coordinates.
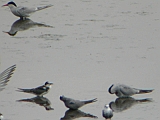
[109,97,152,113]
[61,109,98,120]
[3,18,53,36]
[17,96,54,111]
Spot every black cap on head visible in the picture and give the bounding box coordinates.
[7,1,17,7]
[108,84,114,94]
[45,81,49,85]
[60,95,65,101]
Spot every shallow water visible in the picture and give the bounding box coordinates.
[0,0,160,120]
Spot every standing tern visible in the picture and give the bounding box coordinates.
[0,113,3,120]
[102,104,113,119]
[17,81,53,96]
[2,1,53,19]
[60,95,97,110]
[108,83,153,97]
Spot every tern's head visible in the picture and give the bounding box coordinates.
[45,81,53,88]
[108,84,115,94]
[2,1,17,7]
[104,104,113,112]
[104,104,110,109]
[3,31,17,36]
[60,95,67,102]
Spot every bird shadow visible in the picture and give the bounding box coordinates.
[17,96,54,111]
[61,109,98,120]
[3,18,53,36]
[109,97,153,113]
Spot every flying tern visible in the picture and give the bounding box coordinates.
[0,64,16,92]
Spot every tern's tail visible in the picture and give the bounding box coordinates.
[84,98,97,104]
[37,5,53,11]
[138,89,153,94]
[17,88,32,93]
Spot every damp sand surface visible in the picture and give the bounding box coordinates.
[0,0,159,120]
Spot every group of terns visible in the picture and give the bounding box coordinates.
[1,1,154,120]
[0,64,153,119]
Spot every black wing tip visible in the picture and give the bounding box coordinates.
[139,89,154,94]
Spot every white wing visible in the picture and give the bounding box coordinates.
[0,65,16,91]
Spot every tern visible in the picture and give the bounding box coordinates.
[102,104,113,119]
[17,81,53,96]
[108,83,153,97]
[60,95,97,110]
[0,113,3,120]
[2,1,53,20]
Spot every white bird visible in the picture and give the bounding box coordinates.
[2,1,53,20]
[0,113,3,120]
[108,83,153,97]
[102,104,113,119]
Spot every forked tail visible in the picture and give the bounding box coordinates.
[139,89,153,94]
[37,5,53,11]
[84,98,97,104]
[17,88,32,93]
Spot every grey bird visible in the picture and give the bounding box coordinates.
[61,109,98,120]
[2,1,53,20]
[108,84,153,97]
[60,95,97,110]
[3,18,53,36]
[17,96,54,110]
[0,64,16,92]
[17,81,53,96]
[102,104,113,119]
[109,97,152,113]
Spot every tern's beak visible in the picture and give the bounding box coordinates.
[2,4,8,7]
[46,82,53,87]
[3,31,17,36]
[49,83,53,87]
[2,31,9,35]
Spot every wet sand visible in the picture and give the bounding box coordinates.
[0,0,159,120]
